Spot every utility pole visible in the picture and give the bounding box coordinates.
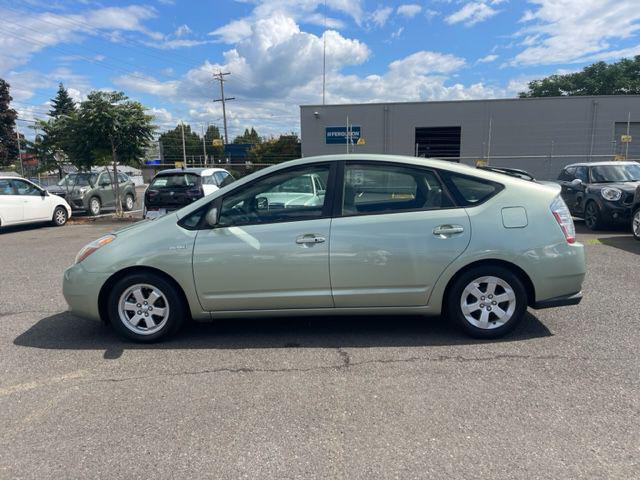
[16,129,24,176]
[322,0,327,104]
[180,122,187,166]
[213,71,235,145]
[201,124,207,165]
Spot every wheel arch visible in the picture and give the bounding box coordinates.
[441,259,536,310]
[98,265,191,323]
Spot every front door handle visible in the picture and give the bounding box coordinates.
[296,234,326,245]
[433,225,464,237]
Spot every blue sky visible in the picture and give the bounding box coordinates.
[2,0,640,138]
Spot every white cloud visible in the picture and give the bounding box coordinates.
[512,0,640,66]
[370,6,393,27]
[425,9,440,21]
[174,24,192,37]
[0,5,160,74]
[210,0,365,44]
[210,19,253,44]
[477,53,499,63]
[445,1,500,26]
[397,4,422,19]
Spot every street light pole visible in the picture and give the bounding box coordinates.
[16,130,24,176]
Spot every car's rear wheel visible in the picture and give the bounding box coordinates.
[89,196,101,216]
[632,209,640,241]
[584,201,603,231]
[123,194,134,211]
[107,273,185,342]
[52,206,68,226]
[447,266,527,338]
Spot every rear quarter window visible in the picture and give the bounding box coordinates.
[442,173,502,206]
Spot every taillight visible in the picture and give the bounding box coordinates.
[550,196,576,244]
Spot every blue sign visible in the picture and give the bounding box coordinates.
[326,126,361,144]
[145,159,161,165]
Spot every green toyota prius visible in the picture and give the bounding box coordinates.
[63,155,586,342]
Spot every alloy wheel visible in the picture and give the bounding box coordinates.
[585,203,597,229]
[126,195,134,210]
[118,284,170,335]
[90,198,100,216]
[633,210,640,239]
[54,208,67,225]
[460,276,516,330]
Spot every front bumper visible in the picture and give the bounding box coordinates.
[597,200,633,224]
[533,291,582,309]
[63,263,109,321]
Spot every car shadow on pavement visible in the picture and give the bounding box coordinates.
[14,311,552,359]
[596,235,640,255]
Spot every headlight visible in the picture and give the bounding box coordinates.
[75,234,116,264]
[601,187,622,202]
[79,186,89,194]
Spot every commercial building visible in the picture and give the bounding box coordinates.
[300,96,640,180]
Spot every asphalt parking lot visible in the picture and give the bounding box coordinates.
[0,220,638,479]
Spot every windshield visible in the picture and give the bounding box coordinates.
[150,173,200,189]
[57,174,76,186]
[591,164,640,183]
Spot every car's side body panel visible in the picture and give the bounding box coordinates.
[330,209,471,307]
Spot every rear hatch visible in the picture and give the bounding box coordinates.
[145,172,204,210]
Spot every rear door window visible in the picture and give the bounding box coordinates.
[574,167,588,182]
[342,163,453,216]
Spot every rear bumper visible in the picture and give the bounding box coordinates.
[532,291,582,309]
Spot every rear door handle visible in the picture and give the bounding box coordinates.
[296,234,326,245]
[433,225,464,237]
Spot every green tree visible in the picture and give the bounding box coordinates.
[76,91,155,214]
[519,56,640,97]
[233,127,261,144]
[204,124,224,160]
[247,133,301,164]
[0,79,18,169]
[33,85,81,177]
[49,83,76,118]
[159,123,203,164]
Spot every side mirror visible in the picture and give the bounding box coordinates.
[40,189,47,197]
[570,178,583,187]
[205,207,219,227]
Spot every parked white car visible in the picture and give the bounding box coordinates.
[0,176,72,228]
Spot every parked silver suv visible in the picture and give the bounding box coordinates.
[48,170,137,216]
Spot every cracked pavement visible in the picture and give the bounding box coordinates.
[0,220,639,479]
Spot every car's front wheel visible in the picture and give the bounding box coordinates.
[584,201,603,231]
[52,206,68,226]
[632,209,640,241]
[447,266,527,339]
[89,196,101,216]
[123,193,134,211]
[107,273,186,342]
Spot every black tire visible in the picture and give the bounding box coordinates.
[632,209,640,241]
[447,265,528,339]
[51,206,68,226]
[123,193,135,212]
[89,196,101,216]
[107,273,186,342]
[584,200,603,231]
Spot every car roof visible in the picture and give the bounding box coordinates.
[248,154,555,188]
[156,167,206,176]
[563,161,640,168]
